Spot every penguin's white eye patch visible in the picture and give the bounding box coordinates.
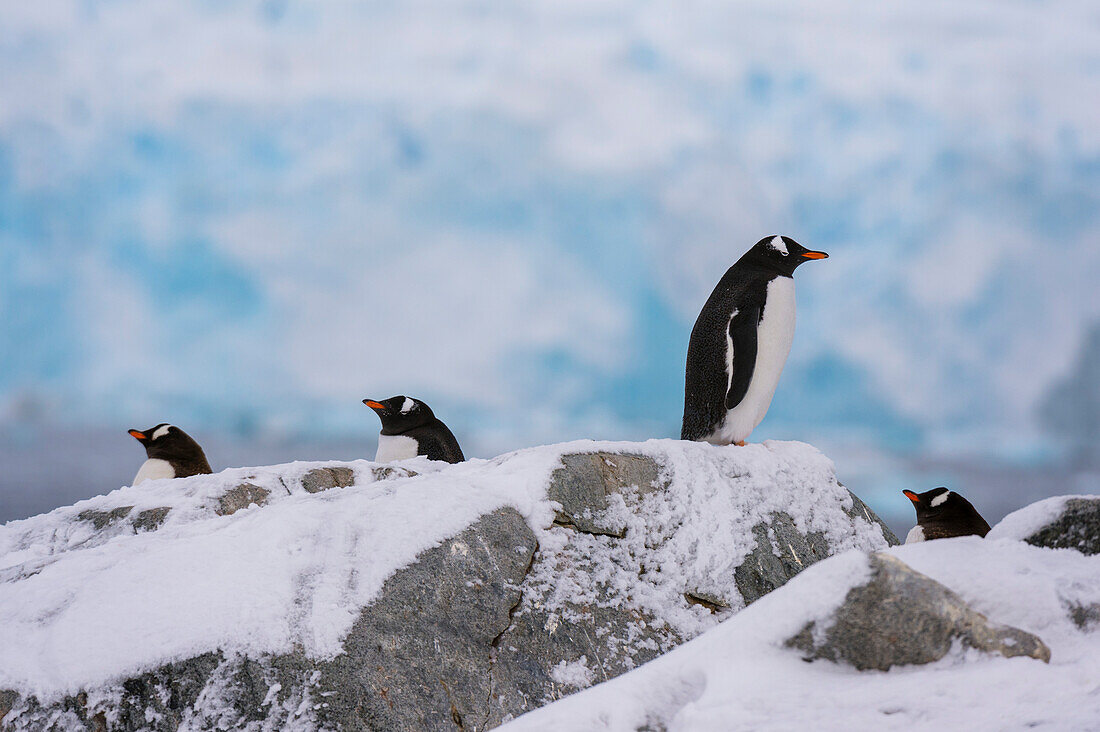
[151,425,172,440]
[767,236,788,255]
[930,491,951,507]
[400,398,416,414]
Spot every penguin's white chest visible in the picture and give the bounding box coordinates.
[133,458,175,486]
[375,434,419,462]
[905,525,926,544]
[713,276,796,445]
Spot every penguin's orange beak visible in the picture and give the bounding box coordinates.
[801,250,829,260]
[903,490,920,504]
[363,400,386,411]
[129,429,147,441]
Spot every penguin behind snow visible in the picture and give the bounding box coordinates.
[681,235,828,445]
[903,487,991,543]
[363,396,465,464]
[128,424,213,485]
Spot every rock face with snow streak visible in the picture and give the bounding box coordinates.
[0,441,895,731]
[988,495,1100,556]
[1019,497,1100,555]
[786,553,1051,671]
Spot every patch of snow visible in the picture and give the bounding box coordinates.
[550,657,595,690]
[986,495,1088,541]
[0,439,888,702]
[520,439,889,657]
[502,538,1100,731]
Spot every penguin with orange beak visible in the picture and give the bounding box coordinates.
[682,235,828,445]
[363,396,465,464]
[902,487,991,543]
[128,424,213,485]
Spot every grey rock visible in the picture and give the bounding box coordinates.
[1066,602,1100,631]
[312,507,536,731]
[844,488,901,546]
[548,452,659,537]
[0,689,18,726]
[371,465,419,481]
[77,505,133,530]
[732,513,826,606]
[132,507,171,532]
[727,495,897,608]
[301,466,357,493]
[487,589,672,725]
[2,450,898,730]
[787,553,1051,670]
[712,497,897,610]
[4,509,536,732]
[215,484,271,516]
[1022,497,1100,555]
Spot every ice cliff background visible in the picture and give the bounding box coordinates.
[2,0,1099,533]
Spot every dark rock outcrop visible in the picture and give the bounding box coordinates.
[1021,497,1100,555]
[787,553,1051,670]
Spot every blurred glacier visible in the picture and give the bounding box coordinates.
[2,0,1100,521]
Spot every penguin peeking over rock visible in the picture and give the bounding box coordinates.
[363,396,465,464]
[903,487,991,543]
[128,424,213,486]
[681,235,828,446]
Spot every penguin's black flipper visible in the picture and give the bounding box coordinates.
[725,306,760,410]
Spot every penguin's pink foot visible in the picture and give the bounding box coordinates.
[735,441,746,447]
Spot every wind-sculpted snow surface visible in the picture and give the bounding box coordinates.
[0,440,894,728]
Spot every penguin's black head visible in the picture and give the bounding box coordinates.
[745,235,828,277]
[363,396,435,435]
[128,423,205,460]
[903,487,965,522]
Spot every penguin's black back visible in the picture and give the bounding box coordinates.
[138,424,213,478]
[681,263,773,441]
[908,488,992,540]
[407,420,465,464]
[920,498,992,540]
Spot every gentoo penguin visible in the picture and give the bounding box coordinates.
[903,487,991,543]
[363,396,465,464]
[128,424,213,485]
[681,235,828,445]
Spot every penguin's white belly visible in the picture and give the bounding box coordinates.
[905,525,926,544]
[712,277,796,445]
[133,458,175,486]
[375,434,419,462]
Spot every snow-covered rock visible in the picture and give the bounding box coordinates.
[989,495,1100,555]
[501,536,1100,731]
[786,553,1049,671]
[0,440,894,729]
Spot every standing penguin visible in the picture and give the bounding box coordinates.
[681,235,828,445]
[363,396,465,464]
[128,424,213,485]
[903,488,991,543]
